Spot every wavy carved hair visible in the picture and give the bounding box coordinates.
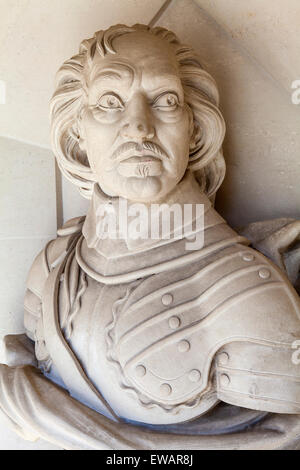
[50,24,226,199]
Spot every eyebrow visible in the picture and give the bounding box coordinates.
[90,62,134,82]
[92,70,123,81]
[89,68,183,100]
[146,76,183,95]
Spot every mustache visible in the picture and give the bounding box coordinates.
[111,141,169,162]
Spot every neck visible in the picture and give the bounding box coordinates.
[82,171,213,255]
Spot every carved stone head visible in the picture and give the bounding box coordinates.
[50,24,226,202]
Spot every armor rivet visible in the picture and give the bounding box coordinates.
[160,383,172,396]
[162,294,173,306]
[135,365,146,377]
[169,316,181,329]
[178,340,190,353]
[258,268,271,279]
[188,369,201,382]
[242,252,254,262]
[220,373,230,387]
[217,352,229,366]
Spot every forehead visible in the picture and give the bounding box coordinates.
[88,32,181,89]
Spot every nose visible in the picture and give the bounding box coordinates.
[121,93,155,141]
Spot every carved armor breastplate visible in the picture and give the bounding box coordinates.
[24,209,300,425]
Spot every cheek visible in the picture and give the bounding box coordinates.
[84,113,118,152]
[155,111,190,153]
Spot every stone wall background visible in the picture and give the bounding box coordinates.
[0,0,299,449]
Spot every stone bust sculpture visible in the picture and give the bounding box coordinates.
[0,24,299,450]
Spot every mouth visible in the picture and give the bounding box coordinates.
[111,141,168,162]
[117,155,163,178]
[120,155,160,164]
[106,141,168,175]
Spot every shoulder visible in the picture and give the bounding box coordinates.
[213,244,300,414]
[207,242,300,339]
[232,243,300,319]
[26,216,85,298]
[24,216,85,340]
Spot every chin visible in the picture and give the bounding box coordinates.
[120,175,163,202]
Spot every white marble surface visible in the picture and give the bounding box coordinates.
[1,0,300,450]
[0,412,60,450]
[0,0,166,450]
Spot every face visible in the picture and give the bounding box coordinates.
[79,32,193,202]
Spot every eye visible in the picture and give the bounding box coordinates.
[152,92,179,110]
[96,93,124,110]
